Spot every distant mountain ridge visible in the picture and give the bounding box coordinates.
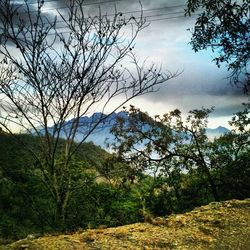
[49,112,126,148]
[206,126,230,140]
[52,112,230,148]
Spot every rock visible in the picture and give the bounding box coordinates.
[20,244,29,249]
[26,234,36,240]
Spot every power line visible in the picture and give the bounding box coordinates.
[149,13,200,23]
[44,13,195,36]
[14,0,124,6]
[14,13,186,38]
[14,0,128,13]
[14,0,186,15]
[3,11,196,37]
[13,2,188,27]
[141,11,186,19]
[43,10,193,32]
[49,10,188,29]
[22,0,186,10]
[4,1,191,31]
[2,1,196,38]
[41,3,186,13]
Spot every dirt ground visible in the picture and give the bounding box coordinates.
[2,199,250,250]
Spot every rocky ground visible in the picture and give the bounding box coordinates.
[1,199,250,250]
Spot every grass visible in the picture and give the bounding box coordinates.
[1,199,250,250]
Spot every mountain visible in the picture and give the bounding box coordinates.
[53,112,230,148]
[206,126,230,140]
[53,112,127,149]
[0,133,108,171]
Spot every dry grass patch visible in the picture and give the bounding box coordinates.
[1,199,250,250]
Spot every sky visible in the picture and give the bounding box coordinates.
[59,0,248,128]
[2,0,249,128]
[99,0,247,129]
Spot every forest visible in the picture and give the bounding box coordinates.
[0,104,249,243]
[0,0,249,245]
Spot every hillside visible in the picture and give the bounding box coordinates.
[2,199,250,250]
[0,133,111,241]
[0,133,108,169]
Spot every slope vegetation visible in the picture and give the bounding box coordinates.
[2,199,250,250]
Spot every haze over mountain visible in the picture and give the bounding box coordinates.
[51,112,230,149]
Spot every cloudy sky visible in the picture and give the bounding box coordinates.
[3,0,248,128]
[101,0,247,128]
[68,0,247,128]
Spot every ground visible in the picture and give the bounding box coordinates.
[1,199,250,250]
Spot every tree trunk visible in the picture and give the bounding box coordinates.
[202,164,219,201]
[55,200,64,230]
[54,197,68,230]
[54,182,71,230]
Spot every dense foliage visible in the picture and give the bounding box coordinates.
[0,105,249,242]
[111,104,250,213]
[0,133,148,242]
[186,0,250,91]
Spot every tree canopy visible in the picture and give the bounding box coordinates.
[186,0,250,92]
[111,104,250,204]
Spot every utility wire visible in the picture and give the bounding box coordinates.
[13,2,189,26]
[15,0,130,13]
[41,10,193,32]
[50,10,189,29]
[14,0,124,6]
[3,11,197,38]
[2,1,197,38]
[148,13,199,22]
[4,1,191,30]
[14,1,186,14]
[18,0,186,9]
[48,13,196,36]
[41,3,187,13]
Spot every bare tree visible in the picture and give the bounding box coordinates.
[0,0,177,228]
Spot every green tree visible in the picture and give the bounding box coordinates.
[0,134,54,240]
[0,0,176,229]
[111,106,220,202]
[0,133,124,240]
[186,0,250,92]
[210,104,250,199]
